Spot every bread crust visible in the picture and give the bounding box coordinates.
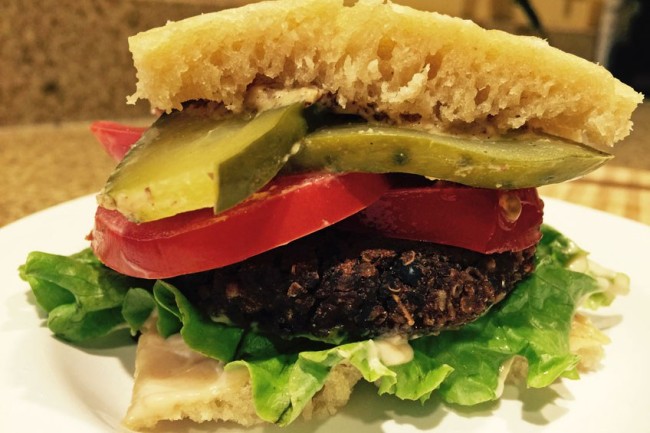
[128,0,642,147]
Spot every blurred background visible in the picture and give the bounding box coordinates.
[0,0,648,226]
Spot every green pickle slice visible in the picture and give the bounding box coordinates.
[291,125,612,189]
[100,103,612,223]
[99,104,307,222]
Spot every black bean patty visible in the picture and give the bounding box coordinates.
[177,227,536,343]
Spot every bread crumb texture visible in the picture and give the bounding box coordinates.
[123,319,361,430]
[128,0,642,147]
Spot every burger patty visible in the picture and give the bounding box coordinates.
[178,227,536,342]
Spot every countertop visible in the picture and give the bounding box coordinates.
[0,104,649,228]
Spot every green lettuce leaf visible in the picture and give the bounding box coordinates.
[410,258,597,405]
[19,249,152,341]
[228,339,453,425]
[536,225,630,309]
[152,280,245,362]
[122,287,156,334]
[19,226,626,425]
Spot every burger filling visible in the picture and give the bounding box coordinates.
[18,101,629,427]
[178,226,536,343]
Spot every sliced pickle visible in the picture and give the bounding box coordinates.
[290,125,612,188]
[99,104,307,222]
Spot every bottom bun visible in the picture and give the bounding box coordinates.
[122,318,362,431]
[123,312,607,431]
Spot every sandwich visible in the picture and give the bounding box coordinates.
[19,0,642,430]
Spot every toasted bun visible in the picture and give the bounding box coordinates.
[128,0,642,147]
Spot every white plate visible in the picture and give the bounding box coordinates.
[1,195,649,433]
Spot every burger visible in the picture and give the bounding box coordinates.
[19,0,642,430]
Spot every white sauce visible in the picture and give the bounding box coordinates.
[373,335,414,366]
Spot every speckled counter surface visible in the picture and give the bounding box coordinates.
[0,105,649,228]
[0,121,120,227]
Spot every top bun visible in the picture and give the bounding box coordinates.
[127,0,643,147]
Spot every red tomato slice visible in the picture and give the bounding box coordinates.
[90,121,146,161]
[348,182,543,254]
[91,172,390,279]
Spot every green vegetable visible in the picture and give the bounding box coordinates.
[121,288,156,334]
[99,103,308,222]
[98,103,611,222]
[291,125,612,189]
[19,226,625,425]
[19,249,152,341]
[153,280,245,362]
